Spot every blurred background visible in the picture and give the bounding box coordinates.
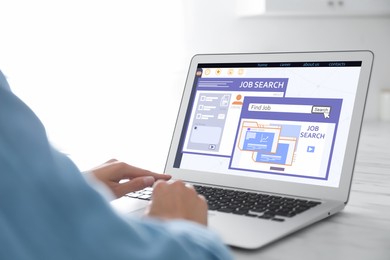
[0,0,389,172]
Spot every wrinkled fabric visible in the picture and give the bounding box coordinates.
[0,70,233,260]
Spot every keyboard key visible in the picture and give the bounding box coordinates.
[126,193,141,198]
[138,194,151,200]
[259,214,273,219]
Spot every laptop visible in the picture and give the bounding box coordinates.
[111,50,374,249]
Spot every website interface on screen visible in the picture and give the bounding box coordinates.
[174,61,362,188]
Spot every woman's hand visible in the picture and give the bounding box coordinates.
[90,159,171,198]
[145,180,208,226]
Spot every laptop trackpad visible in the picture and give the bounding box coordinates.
[110,196,149,216]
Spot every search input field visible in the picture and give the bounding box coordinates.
[248,103,331,118]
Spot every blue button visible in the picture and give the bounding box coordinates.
[307,146,315,153]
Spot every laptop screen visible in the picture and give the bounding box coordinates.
[172,60,362,188]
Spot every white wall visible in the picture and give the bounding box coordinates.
[182,0,390,122]
[1,0,388,172]
[0,0,187,172]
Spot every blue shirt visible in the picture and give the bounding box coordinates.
[0,71,233,260]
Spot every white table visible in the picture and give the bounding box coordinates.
[232,121,390,260]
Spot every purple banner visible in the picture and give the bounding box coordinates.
[240,97,342,124]
[196,78,288,93]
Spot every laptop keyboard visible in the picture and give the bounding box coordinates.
[126,187,154,200]
[194,185,321,222]
[126,185,321,222]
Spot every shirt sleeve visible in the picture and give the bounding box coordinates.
[0,69,11,91]
[0,70,233,260]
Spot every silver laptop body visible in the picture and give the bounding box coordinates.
[112,51,374,249]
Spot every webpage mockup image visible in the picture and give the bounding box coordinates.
[175,62,362,188]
